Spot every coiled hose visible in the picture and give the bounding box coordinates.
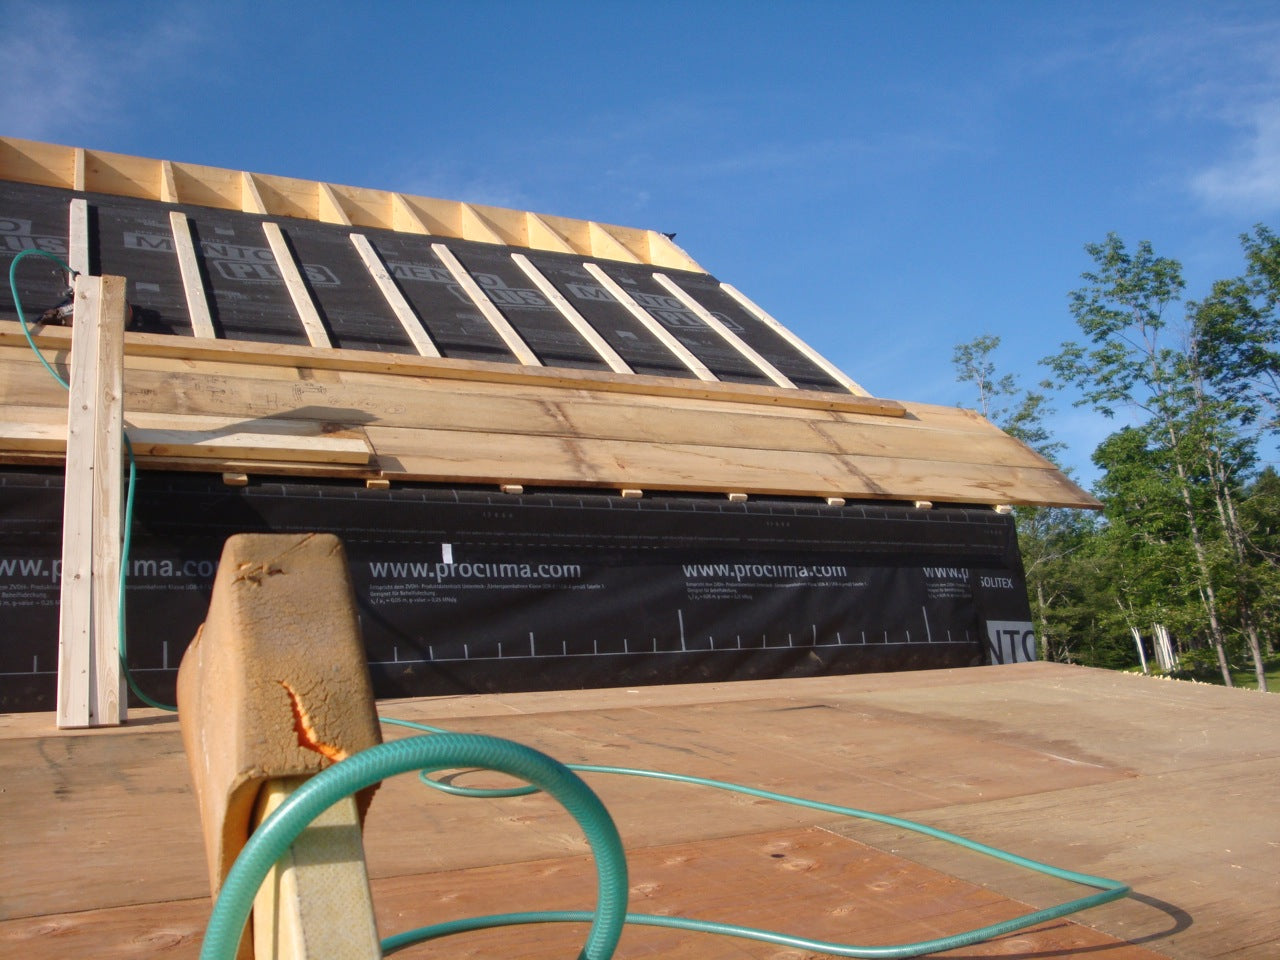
[201,718,1130,959]
[200,733,629,960]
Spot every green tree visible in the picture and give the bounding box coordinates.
[953,334,1076,661]
[1044,234,1240,685]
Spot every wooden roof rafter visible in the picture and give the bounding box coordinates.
[0,136,701,271]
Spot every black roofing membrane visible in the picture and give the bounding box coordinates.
[0,469,1035,711]
[1,180,856,393]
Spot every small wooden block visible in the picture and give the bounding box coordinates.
[913,500,933,510]
[176,533,382,903]
[619,488,643,499]
[993,503,1014,515]
[726,492,748,503]
[825,497,846,507]
[500,483,524,495]
[223,472,250,487]
[365,478,391,490]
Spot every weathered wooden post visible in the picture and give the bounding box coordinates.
[177,532,383,959]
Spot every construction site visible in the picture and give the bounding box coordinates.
[0,136,1276,959]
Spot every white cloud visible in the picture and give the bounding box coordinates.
[1190,101,1280,213]
[0,7,110,141]
[0,3,208,145]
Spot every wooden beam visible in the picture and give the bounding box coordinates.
[159,160,179,203]
[175,532,382,921]
[240,172,269,215]
[252,779,381,960]
[582,263,717,381]
[510,253,632,374]
[588,222,642,263]
[524,213,578,254]
[0,321,909,417]
[317,182,352,226]
[349,234,440,357]
[720,283,870,396]
[68,199,89,278]
[0,136,712,271]
[170,212,217,339]
[56,275,127,728]
[261,223,331,349]
[431,243,540,366]
[652,274,795,389]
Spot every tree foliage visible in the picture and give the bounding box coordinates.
[955,226,1280,689]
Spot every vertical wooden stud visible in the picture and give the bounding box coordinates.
[57,274,127,727]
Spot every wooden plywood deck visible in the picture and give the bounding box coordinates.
[2,662,1276,958]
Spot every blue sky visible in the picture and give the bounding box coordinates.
[4,0,1279,486]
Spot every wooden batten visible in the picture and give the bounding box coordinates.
[170,212,217,339]
[721,282,871,397]
[350,234,440,357]
[653,273,795,389]
[262,223,331,349]
[583,263,717,381]
[431,243,540,365]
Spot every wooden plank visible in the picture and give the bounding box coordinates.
[0,347,1094,506]
[431,242,541,366]
[721,282,870,396]
[317,182,352,226]
[0,371,1055,471]
[365,424,1093,505]
[524,213,578,254]
[253,780,380,960]
[582,263,718,382]
[240,172,269,215]
[169,212,217,339]
[261,223,331,349]
[0,136,77,188]
[348,234,440,357]
[510,253,632,374]
[0,322,907,418]
[0,407,370,464]
[68,198,89,278]
[55,280,99,728]
[55,275,126,727]
[88,275,127,727]
[653,273,795,388]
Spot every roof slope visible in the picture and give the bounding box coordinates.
[0,136,1096,508]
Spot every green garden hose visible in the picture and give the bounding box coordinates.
[199,733,629,960]
[205,717,1128,958]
